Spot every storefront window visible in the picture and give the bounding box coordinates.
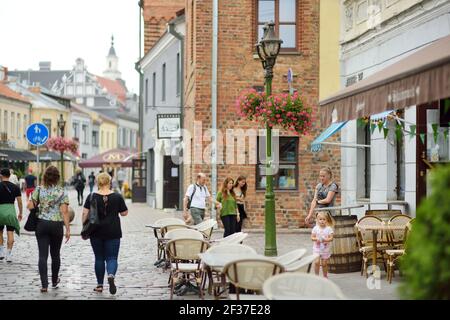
[256,136,298,190]
[426,104,450,162]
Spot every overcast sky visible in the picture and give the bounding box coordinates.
[0,0,141,93]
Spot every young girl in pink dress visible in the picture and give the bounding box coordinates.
[311,212,334,278]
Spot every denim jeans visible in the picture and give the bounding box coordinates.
[90,238,120,285]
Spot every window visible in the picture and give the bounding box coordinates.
[82,124,88,144]
[76,86,83,95]
[92,130,99,147]
[256,136,298,190]
[148,149,155,193]
[43,119,52,137]
[11,112,15,138]
[106,132,110,148]
[82,153,88,159]
[152,72,156,108]
[101,131,104,147]
[256,0,297,50]
[23,114,27,136]
[86,97,94,107]
[73,122,79,139]
[357,123,371,198]
[3,111,7,133]
[162,63,166,102]
[176,53,181,95]
[17,114,20,138]
[145,78,149,112]
[75,73,83,83]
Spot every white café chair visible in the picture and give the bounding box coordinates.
[151,218,186,261]
[263,273,346,300]
[271,248,307,266]
[213,232,248,245]
[165,228,205,240]
[284,253,319,273]
[192,219,218,240]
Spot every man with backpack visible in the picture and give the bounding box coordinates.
[183,173,217,225]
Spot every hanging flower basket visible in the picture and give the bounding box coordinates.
[236,89,312,135]
[47,137,80,157]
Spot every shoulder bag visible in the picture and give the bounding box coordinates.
[81,193,101,240]
[24,187,40,232]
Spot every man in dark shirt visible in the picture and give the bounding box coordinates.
[0,168,23,262]
[24,168,37,200]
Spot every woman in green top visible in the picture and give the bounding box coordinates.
[216,177,240,237]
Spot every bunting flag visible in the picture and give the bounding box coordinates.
[370,123,376,134]
[419,133,426,145]
[383,127,389,139]
[408,125,416,140]
[377,121,384,133]
[432,123,439,144]
[357,118,365,128]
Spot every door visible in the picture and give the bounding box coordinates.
[163,156,180,209]
[132,158,147,203]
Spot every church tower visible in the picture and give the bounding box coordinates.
[103,35,122,80]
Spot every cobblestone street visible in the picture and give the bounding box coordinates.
[0,189,401,300]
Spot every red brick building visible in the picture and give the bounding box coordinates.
[144,0,340,228]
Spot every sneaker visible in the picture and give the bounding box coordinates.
[107,275,117,295]
[6,250,12,263]
[0,246,4,260]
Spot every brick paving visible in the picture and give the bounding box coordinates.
[0,189,401,300]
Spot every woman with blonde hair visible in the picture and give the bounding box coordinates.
[82,172,128,295]
[305,167,339,225]
[216,177,239,237]
[27,165,70,293]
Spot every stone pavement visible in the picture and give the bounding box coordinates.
[0,189,401,300]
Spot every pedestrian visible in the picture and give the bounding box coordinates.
[117,168,125,193]
[0,168,23,262]
[183,173,214,225]
[9,169,19,188]
[25,168,37,201]
[72,169,86,206]
[311,211,334,278]
[27,165,71,292]
[233,176,248,232]
[305,167,339,225]
[88,171,96,194]
[82,172,128,295]
[216,177,240,237]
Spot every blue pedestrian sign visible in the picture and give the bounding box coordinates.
[26,123,49,146]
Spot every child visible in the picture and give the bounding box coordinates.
[311,212,334,278]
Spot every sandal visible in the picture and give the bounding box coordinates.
[40,288,48,293]
[93,285,103,293]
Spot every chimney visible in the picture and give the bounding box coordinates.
[39,61,51,71]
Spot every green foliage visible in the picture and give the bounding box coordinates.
[399,164,450,300]
[14,168,25,179]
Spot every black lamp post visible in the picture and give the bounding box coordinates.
[57,114,66,186]
[256,21,282,256]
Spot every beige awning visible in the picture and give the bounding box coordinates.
[320,35,450,126]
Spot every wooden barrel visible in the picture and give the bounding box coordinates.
[365,210,401,221]
[328,215,362,274]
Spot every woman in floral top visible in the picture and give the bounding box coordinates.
[27,166,71,293]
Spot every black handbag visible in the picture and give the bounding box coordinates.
[24,187,40,232]
[81,193,100,240]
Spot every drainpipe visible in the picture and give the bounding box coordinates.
[136,1,144,159]
[211,0,218,222]
[168,21,185,210]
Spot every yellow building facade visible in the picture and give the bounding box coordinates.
[99,117,117,153]
[0,90,31,150]
[319,0,341,101]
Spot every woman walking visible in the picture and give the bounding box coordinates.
[73,169,86,206]
[216,177,239,237]
[27,166,71,293]
[233,176,248,232]
[82,172,128,295]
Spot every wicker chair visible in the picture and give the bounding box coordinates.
[202,244,257,298]
[355,216,390,277]
[385,220,413,283]
[271,248,307,266]
[223,258,284,300]
[387,214,412,247]
[263,273,346,300]
[284,253,319,273]
[166,238,210,299]
[165,228,205,240]
[192,219,218,240]
[152,218,186,261]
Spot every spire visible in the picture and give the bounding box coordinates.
[108,34,117,56]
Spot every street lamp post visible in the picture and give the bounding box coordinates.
[57,114,66,187]
[256,22,282,256]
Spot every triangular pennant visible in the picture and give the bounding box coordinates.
[357,118,365,128]
[419,133,426,145]
[377,121,383,133]
[370,123,376,134]
[395,127,403,142]
[409,125,416,137]
[383,127,389,139]
[432,123,439,144]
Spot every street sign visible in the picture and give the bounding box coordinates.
[26,123,49,146]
